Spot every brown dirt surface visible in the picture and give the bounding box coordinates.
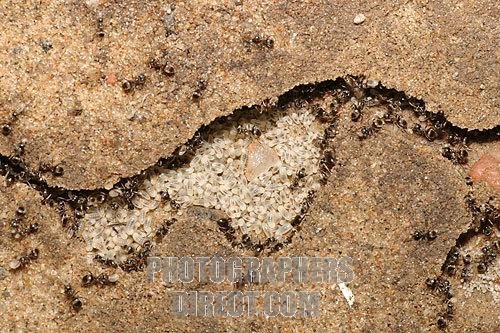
[0,0,498,189]
[1,103,498,332]
[0,1,499,333]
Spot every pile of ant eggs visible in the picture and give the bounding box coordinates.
[81,105,329,262]
[461,249,500,303]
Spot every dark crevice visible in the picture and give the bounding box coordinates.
[1,75,499,259]
[2,75,499,326]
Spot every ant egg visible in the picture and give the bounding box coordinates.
[9,259,21,270]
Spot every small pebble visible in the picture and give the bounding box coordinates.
[108,274,119,283]
[353,13,366,25]
[366,79,379,88]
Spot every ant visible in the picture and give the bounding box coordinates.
[290,168,306,190]
[441,146,468,164]
[11,222,39,240]
[120,258,141,272]
[241,234,253,249]
[192,80,207,99]
[248,34,274,49]
[312,104,336,123]
[236,124,262,136]
[1,111,22,136]
[94,254,118,268]
[319,150,335,182]
[82,272,118,287]
[9,248,39,271]
[155,218,177,241]
[64,284,83,312]
[412,230,437,241]
[121,74,147,93]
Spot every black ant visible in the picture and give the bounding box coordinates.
[155,218,177,241]
[241,234,253,249]
[319,150,335,182]
[11,222,39,240]
[82,272,118,287]
[441,146,468,164]
[96,17,105,37]
[357,125,374,140]
[64,284,83,312]
[248,34,274,49]
[192,80,207,99]
[94,254,118,268]
[412,230,437,241]
[137,240,153,261]
[217,218,235,234]
[9,248,39,270]
[236,124,262,136]
[312,104,336,123]
[350,108,362,122]
[290,168,306,190]
[395,114,408,129]
[1,111,21,136]
[121,74,147,93]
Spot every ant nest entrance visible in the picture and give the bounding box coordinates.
[81,102,333,263]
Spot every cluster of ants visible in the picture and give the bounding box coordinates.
[421,178,499,329]
[300,78,498,330]
[208,86,342,256]
[92,216,177,272]
[7,206,40,272]
[425,276,455,329]
[215,216,288,256]
[1,76,499,322]
[343,77,473,167]
[0,136,64,191]
[0,150,98,244]
[94,240,153,273]
[214,189,321,257]
[89,216,177,275]
[9,206,39,241]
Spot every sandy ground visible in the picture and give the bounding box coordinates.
[0,0,498,189]
[0,1,499,333]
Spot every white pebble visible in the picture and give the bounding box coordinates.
[353,13,366,25]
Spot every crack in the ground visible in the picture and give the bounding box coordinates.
[1,76,498,251]
[1,76,499,327]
